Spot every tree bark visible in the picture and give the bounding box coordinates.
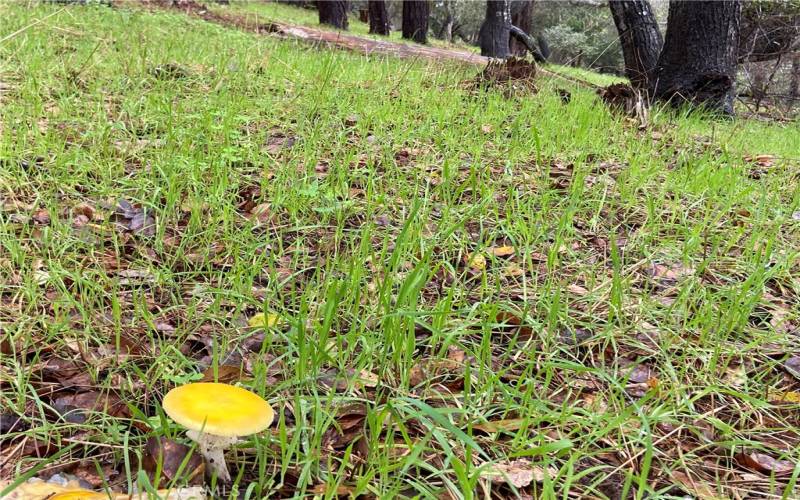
[402,0,429,44]
[652,0,742,114]
[510,0,533,56]
[439,0,455,43]
[318,0,349,30]
[509,25,546,62]
[609,0,663,90]
[368,0,390,35]
[480,0,512,58]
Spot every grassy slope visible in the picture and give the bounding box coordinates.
[216,0,625,87]
[1,3,799,498]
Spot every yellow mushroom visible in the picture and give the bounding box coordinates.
[162,383,274,482]
[48,491,108,500]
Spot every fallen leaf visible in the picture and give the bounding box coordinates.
[567,284,589,296]
[671,471,723,499]
[474,418,527,434]
[310,484,354,496]
[768,391,800,404]
[52,392,130,424]
[489,245,515,257]
[736,452,795,475]
[142,437,205,485]
[248,312,280,328]
[72,461,117,488]
[355,369,379,388]
[785,356,800,380]
[647,262,693,282]
[484,459,555,488]
[744,154,775,168]
[31,209,50,225]
[247,203,272,224]
[112,199,155,237]
[504,262,525,277]
[344,114,359,127]
[199,364,244,384]
[322,404,367,450]
[494,311,534,339]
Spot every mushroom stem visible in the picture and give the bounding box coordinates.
[186,430,237,483]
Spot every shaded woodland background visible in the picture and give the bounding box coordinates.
[282,0,799,116]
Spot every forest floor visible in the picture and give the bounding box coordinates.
[1,2,800,499]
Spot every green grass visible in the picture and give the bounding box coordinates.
[215,1,626,87]
[1,2,799,499]
[216,0,474,51]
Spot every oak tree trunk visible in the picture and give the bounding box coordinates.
[510,0,533,56]
[791,53,800,99]
[479,0,512,58]
[652,0,742,114]
[318,0,348,30]
[439,0,455,42]
[368,0,390,35]
[402,0,429,44]
[609,0,663,90]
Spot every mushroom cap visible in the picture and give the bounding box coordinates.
[163,383,274,437]
[49,491,108,500]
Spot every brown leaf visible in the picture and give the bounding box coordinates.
[112,199,155,237]
[567,284,589,296]
[504,262,525,277]
[485,459,555,488]
[310,484,355,496]
[32,209,51,225]
[736,452,795,475]
[744,154,775,168]
[647,262,693,282]
[344,114,359,127]
[142,436,205,484]
[71,461,118,488]
[322,404,367,450]
[671,471,723,499]
[199,364,244,384]
[52,392,130,424]
[247,202,272,224]
[494,311,534,339]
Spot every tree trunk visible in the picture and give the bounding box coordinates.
[402,0,429,44]
[791,53,800,99]
[440,0,455,43]
[318,0,348,30]
[368,0,390,35]
[609,0,663,90]
[510,0,533,56]
[479,0,512,58]
[652,0,742,114]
